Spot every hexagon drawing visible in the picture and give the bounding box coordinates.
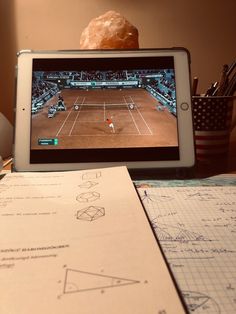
[82,171,101,180]
[76,206,105,221]
[76,191,100,203]
[78,181,98,189]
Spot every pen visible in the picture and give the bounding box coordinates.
[216,64,229,96]
[224,60,236,96]
[224,72,236,96]
[211,81,219,96]
[226,60,236,78]
[192,77,199,96]
[205,82,218,96]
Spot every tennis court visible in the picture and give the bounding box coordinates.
[31,88,178,149]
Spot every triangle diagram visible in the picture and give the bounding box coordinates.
[156,227,173,241]
[64,269,140,294]
[183,291,210,311]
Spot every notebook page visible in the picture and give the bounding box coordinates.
[0,166,186,314]
[138,186,236,314]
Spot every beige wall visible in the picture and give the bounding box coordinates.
[0,0,16,124]
[0,0,235,124]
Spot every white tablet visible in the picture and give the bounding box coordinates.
[14,48,195,173]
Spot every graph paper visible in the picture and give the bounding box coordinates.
[138,186,236,313]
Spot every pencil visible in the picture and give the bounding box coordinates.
[3,157,13,168]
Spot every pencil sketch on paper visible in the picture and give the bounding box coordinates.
[76,191,100,203]
[76,206,105,222]
[63,269,140,294]
[82,171,102,181]
[78,181,99,189]
[151,221,207,243]
[182,291,221,313]
[138,185,236,313]
[140,190,174,203]
[185,191,219,202]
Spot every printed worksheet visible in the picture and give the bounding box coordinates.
[0,166,186,314]
[138,185,236,314]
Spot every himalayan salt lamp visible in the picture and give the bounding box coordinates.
[80,10,139,49]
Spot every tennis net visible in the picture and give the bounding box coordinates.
[73,103,136,111]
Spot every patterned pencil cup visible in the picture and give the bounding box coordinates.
[192,96,235,167]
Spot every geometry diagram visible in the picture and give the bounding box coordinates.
[76,191,100,203]
[141,190,173,203]
[152,221,206,243]
[182,291,220,313]
[185,192,218,201]
[78,181,98,189]
[63,269,140,294]
[82,171,101,180]
[76,206,105,222]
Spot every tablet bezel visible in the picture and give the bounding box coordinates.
[14,48,195,172]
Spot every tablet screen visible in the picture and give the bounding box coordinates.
[30,55,179,164]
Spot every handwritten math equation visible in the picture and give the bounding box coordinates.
[138,186,236,314]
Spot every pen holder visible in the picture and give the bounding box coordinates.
[192,96,236,170]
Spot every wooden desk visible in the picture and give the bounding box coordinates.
[1,157,12,171]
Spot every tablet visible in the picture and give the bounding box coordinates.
[14,48,195,172]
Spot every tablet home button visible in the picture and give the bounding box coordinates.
[180,102,189,111]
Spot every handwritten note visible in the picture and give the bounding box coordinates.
[0,167,185,314]
[138,185,236,314]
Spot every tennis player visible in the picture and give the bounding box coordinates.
[106,118,115,133]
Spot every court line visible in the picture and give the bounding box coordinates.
[56,95,81,137]
[68,97,85,136]
[123,96,141,135]
[69,100,142,137]
[75,102,128,107]
[55,111,73,137]
[60,133,153,137]
[129,95,153,135]
[103,102,105,121]
[58,95,152,137]
[65,102,140,136]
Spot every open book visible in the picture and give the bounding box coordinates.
[0,166,186,313]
